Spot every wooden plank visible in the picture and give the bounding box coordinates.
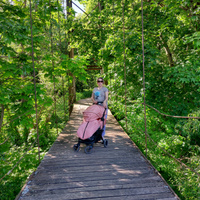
[28,176,162,189]
[16,98,180,200]
[22,185,172,197]
[19,187,175,200]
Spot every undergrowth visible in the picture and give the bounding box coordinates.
[0,97,69,200]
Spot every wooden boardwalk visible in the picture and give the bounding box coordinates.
[17,99,179,200]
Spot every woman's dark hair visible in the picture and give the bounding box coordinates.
[97,77,104,82]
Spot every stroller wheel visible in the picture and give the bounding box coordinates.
[85,145,93,154]
[73,144,80,152]
[103,139,108,148]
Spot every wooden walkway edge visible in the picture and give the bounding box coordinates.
[16,98,180,200]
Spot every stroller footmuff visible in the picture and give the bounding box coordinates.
[73,104,108,154]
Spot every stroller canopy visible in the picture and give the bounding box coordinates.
[83,104,105,122]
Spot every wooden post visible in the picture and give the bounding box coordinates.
[68,49,76,115]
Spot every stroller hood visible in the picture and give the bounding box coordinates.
[83,105,105,122]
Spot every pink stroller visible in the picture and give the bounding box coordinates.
[73,104,108,154]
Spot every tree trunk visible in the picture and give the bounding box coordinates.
[160,34,174,67]
[0,104,5,132]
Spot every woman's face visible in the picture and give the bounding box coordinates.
[97,79,103,86]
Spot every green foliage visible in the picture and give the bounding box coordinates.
[0,0,86,199]
[0,145,44,200]
[176,110,200,146]
[76,89,92,101]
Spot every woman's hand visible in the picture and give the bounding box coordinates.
[103,101,107,108]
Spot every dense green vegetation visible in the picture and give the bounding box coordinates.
[0,0,88,199]
[0,0,200,199]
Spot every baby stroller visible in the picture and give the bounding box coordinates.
[73,104,108,154]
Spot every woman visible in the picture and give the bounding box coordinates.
[91,77,108,139]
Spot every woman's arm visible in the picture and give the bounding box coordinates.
[103,91,108,108]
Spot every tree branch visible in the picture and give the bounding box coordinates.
[159,34,174,67]
[0,104,5,132]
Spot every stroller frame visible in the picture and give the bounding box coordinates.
[73,106,108,154]
[73,128,108,154]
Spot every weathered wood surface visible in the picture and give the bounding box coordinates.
[17,99,179,200]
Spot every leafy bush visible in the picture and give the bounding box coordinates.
[76,89,92,101]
